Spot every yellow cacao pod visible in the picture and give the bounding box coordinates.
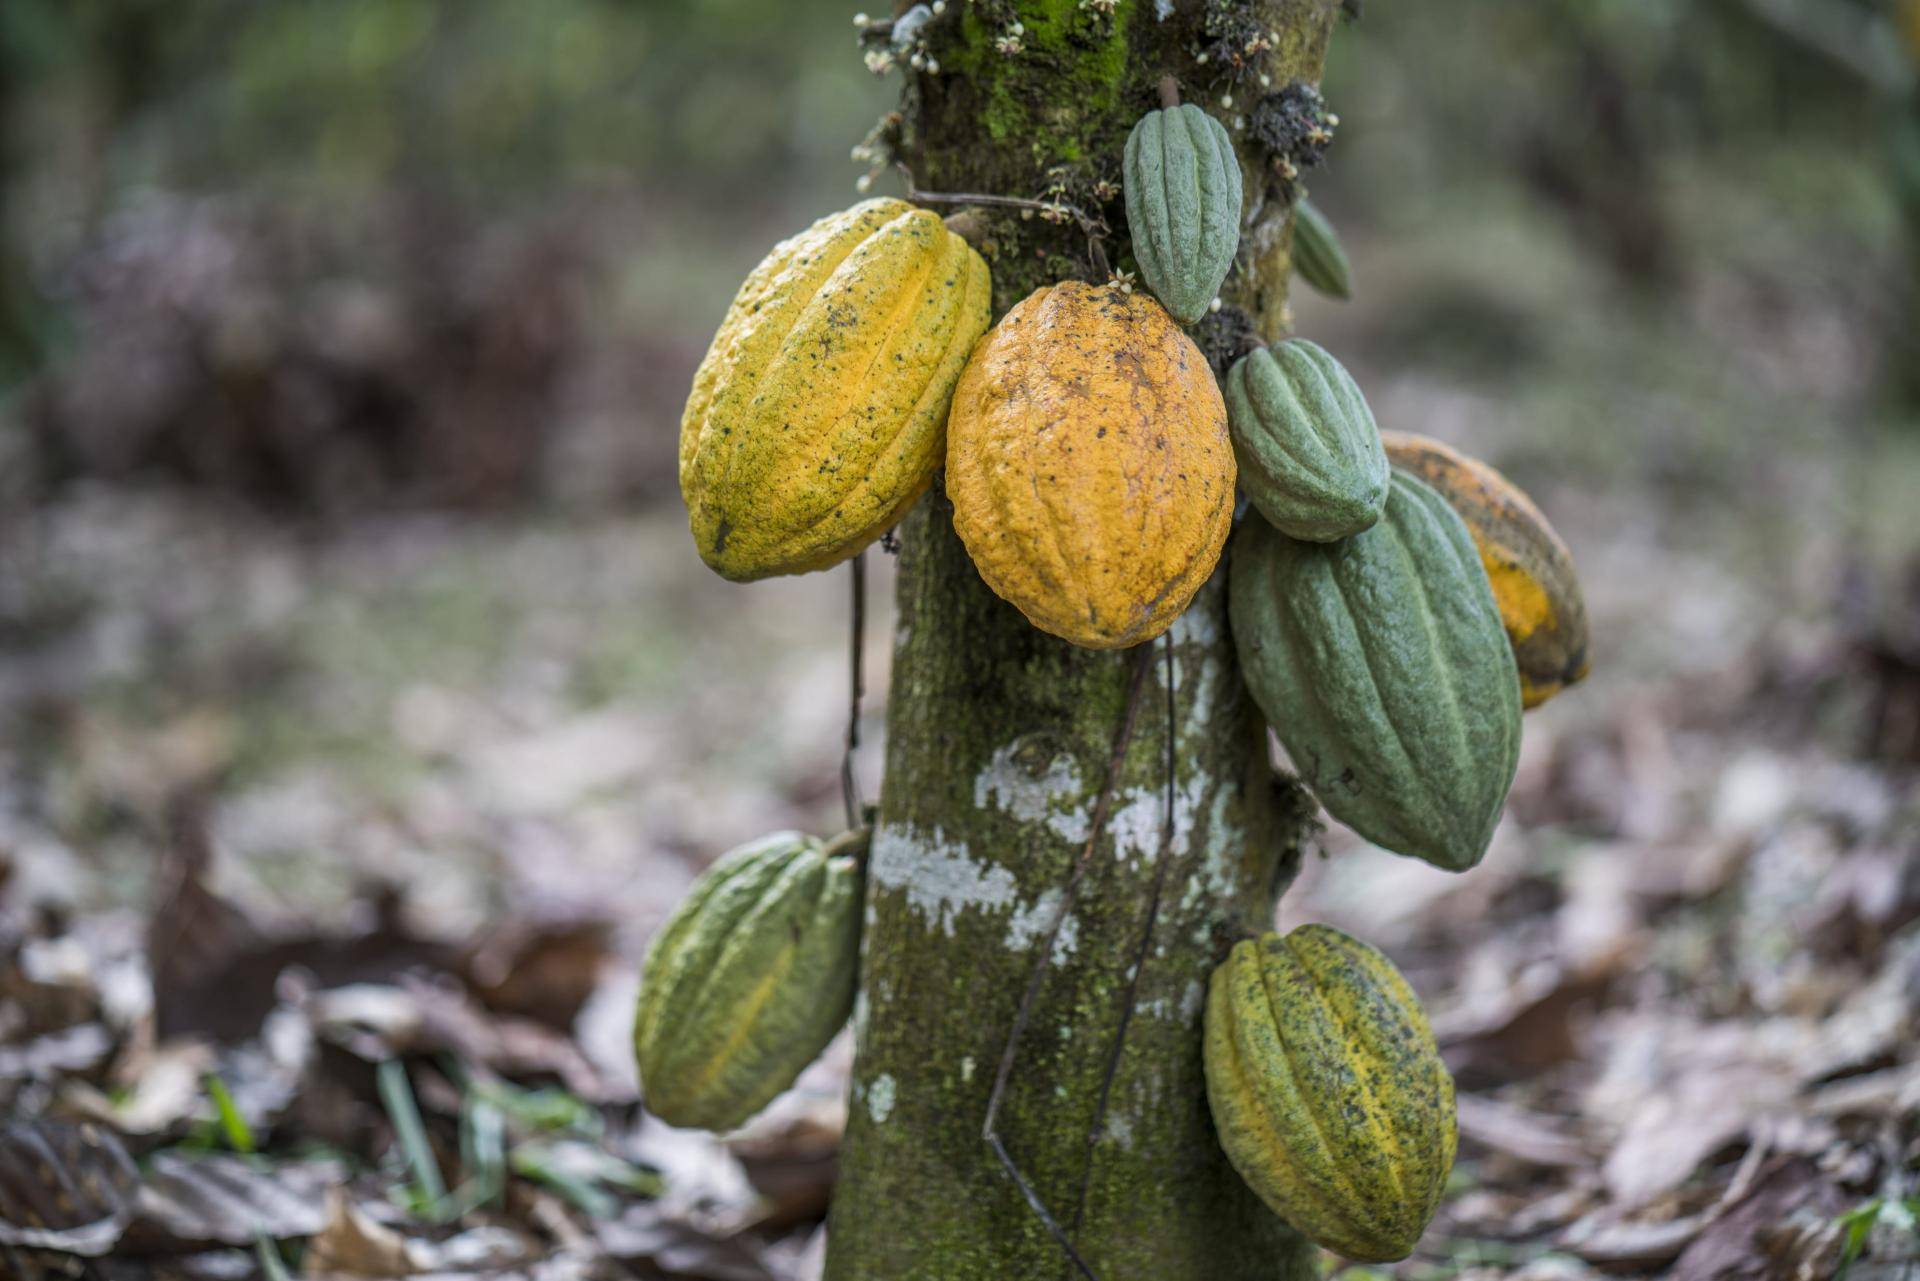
[1205,925,1456,1263]
[946,281,1235,649]
[1380,431,1589,708]
[679,199,991,581]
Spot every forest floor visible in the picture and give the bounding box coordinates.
[4,165,1920,1278]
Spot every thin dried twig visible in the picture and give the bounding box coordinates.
[841,551,867,829]
[899,165,1112,279]
[1068,632,1182,1252]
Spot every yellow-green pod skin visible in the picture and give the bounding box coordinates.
[679,199,992,581]
[634,831,863,1132]
[1204,926,1457,1263]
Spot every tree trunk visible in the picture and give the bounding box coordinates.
[825,3,1340,1277]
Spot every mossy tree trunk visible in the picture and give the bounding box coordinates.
[824,3,1340,1277]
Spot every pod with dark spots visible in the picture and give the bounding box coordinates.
[633,829,864,1132]
[1204,924,1456,1262]
[679,199,991,582]
[1124,103,1243,324]
[945,281,1236,649]
[1290,197,1351,300]
[1225,338,1387,542]
[1382,431,1589,709]
[1228,470,1521,871]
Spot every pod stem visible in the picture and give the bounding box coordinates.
[1158,75,1181,109]
[821,825,873,865]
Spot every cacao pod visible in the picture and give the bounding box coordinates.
[1124,103,1244,324]
[1290,197,1352,301]
[1229,470,1521,871]
[679,199,991,582]
[1381,432,1589,709]
[1205,925,1456,1262]
[1225,338,1388,542]
[946,281,1235,649]
[634,829,864,1131]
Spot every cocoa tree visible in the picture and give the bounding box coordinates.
[821,2,1342,1276]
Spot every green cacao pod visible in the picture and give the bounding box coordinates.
[1123,103,1243,324]
[1229,470,1522,871]
[1225,338,1388,542]
[1205,925,1457,1262]
[1381,431,1589,709]
[634,829,864,1131]
[1290,198,1352,301]
[679,198,991,581]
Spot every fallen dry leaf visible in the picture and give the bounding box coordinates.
[462,914,615,1033]
[1667,1157,1846,1281]
[1600,1072,1787,1210]
[1557,1208,1708,1269]
[129,1151,340,1247]
[0,1023,114,1084]
[596,1201,775,1281]
[303,1188,419,1277]
[0,1120,140,1256]
[1455,1092,1592,1170]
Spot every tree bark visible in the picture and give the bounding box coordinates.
[825,3,1340,1277]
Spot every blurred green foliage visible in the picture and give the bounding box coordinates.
[1,0,1914,410]
[0,0,892,392]
[1,0,882,200]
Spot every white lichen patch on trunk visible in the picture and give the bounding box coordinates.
[1106,769,1211,866]
[869,822,1019,936]
[1168,603,1230,742]
[1003,885,1080,961]
[1181,784,1259,944]
[973,736,1093,844]
[866,1073,897,1124]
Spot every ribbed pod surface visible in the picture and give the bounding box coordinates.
[1382,431,1590,709]
[1124,104,1243,324]
[1226,339,1388,542]
[634,831,863,1131]
[679,199,991,581]
[1229,470,1522,871]
[946,282,1236,649]
[1289,198,1352,300]
[1204,926,1457,1262]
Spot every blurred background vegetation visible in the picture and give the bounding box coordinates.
[0,0,1913,911]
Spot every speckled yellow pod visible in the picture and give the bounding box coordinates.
[1381,431,1589,709]
[679,198,991,581]
[945,281,1235,649]
[1204,926,1457,1263]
